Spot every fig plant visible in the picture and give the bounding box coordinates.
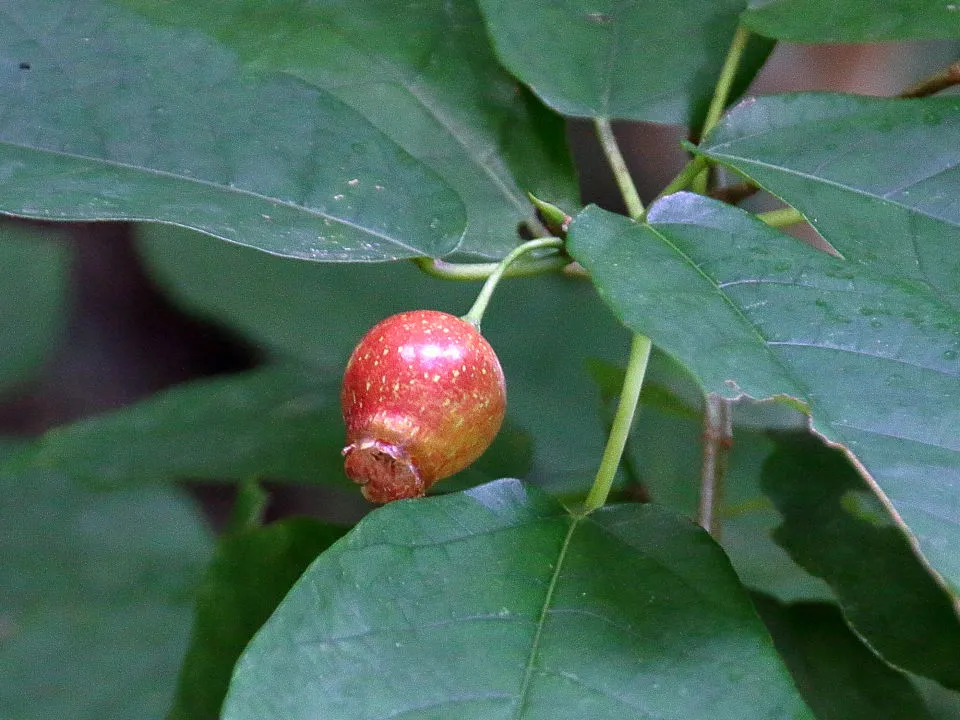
[0,1,959,720]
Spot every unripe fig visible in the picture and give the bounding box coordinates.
[341,310,506,503]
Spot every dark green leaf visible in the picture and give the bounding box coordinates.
[0,0,465,261]
[697,95,960,593]
[477,0,747,124]
[620,369,833,602]
[11,365,346,489]
[912,676,960,720]
[741,0,960,42]
[567,195,960,606]
[753,596,936,720]
[223,479,811,719]
[138,225,631,491]
[9,361,532,495]
[0,469,211,720]
[169,517,346,720]
[114,0,579,259]
[0,223,70,391]
[692,33,777,137]
[763,434,960,688]
[699,94,960,302]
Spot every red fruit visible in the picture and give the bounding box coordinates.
[341,310,507,503]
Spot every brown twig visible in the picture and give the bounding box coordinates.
[900,60,960,99]
[709,182,760,205]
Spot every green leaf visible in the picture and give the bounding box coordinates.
[913,676,960,720]
[697,95,960,590]
[741,0,960,42]
[169,517,346,720]
[585,356,832,602]
[10,362,532,495]
[137,226,631,490]
[0,223,70,391]
[566,195,960,603]
[698,94,960,301]
[223,479,811,719]
[0,0,465,261]
[11,365,347,489]
[763,435,960,688]
[113,0,579,259]
[753,596,936,720]
[0,469,211,720]
[476,0,748,124]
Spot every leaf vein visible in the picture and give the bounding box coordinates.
[0,140,425,255]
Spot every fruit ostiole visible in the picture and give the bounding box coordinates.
[341,237,564,503]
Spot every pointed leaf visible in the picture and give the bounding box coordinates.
[567,195,960,605]
[698,94,960,303]
[223,479,811,720]
[476,0,749,124]
[114,0,579,259]
[0,0,465,261]
[753,596,937,720]
[169,517,346,720]
[741,0,960,42]
[763,434,960,687]
[0,470,211,720]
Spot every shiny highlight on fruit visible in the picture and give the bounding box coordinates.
[341,310,506,503]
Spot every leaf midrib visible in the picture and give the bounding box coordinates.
[514,514,579,718]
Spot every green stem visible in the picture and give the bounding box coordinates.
[414,253,567,282]
[583,334,652,514]
[691,26,752,195]
[593,118,644,219]
[757,206,804,228]
[461,237,564,328]
[701,26,752,139]
[225,477,268,536]
[646,155,709,215]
